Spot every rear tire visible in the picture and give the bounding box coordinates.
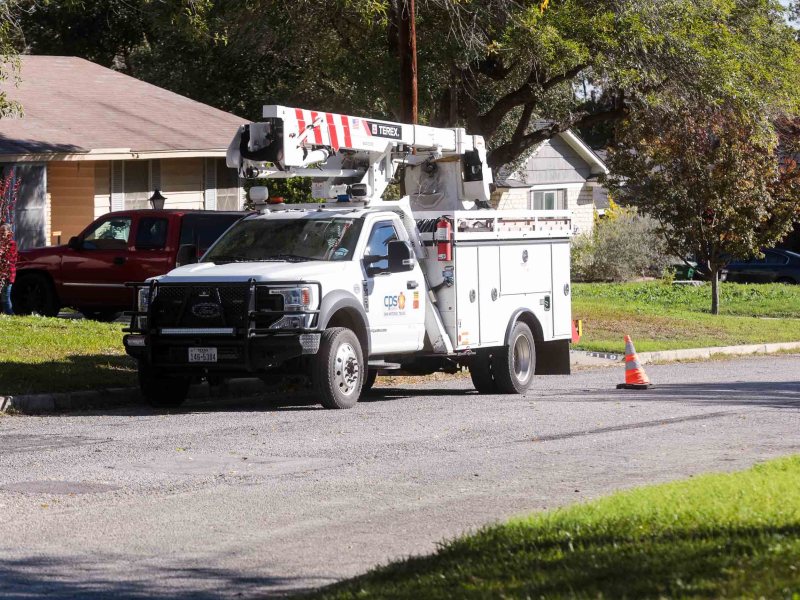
[138,364,190,408]
[12,273,60,317]
[312,327,364,409]
[493,322,536,394]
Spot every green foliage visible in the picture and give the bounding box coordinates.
[13,0,800,169]
[605,105,800,314]
[571,204,670,282]
[572,281,800,352]
[0,315,134,395]
[309,456,800,599]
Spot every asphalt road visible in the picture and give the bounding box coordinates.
[1,355,799,598]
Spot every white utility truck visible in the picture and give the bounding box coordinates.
[124,106,573,408]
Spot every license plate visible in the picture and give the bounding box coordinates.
[188,347,217,363]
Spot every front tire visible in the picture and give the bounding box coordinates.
[362,369,378,394]
[12,273,60,317]
[138,364,190,408]
[312,327,364,409]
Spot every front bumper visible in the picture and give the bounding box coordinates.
[124,279,322,375]
[124,331,321,374]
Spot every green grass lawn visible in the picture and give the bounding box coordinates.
[308,456,800,599]
[0,315,135,395]
[573,282,800,353]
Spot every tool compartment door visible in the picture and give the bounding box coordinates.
[478,245,501,345]
[499,243,552,295]
[551,240,572,337]
[454,246,479,347]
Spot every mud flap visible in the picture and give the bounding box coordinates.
[535,339,571,375]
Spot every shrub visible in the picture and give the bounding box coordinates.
[572,203,671,282]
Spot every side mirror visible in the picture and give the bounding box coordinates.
[388,240,415,273]
[176,244,198,267]
[67,236,82,251]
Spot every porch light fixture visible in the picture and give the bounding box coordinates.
[148,189,166,210]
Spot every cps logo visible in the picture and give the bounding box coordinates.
[383,292,406,310]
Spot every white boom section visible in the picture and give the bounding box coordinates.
[226,105,493,207]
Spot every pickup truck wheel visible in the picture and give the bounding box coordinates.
[470,351,498,393]
[81,309,122,322]
[313,327,363,409]
[493,321,536,394]
[12,273,60,317]
[138,364,190,408]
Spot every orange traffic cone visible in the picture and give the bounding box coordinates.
[616,335,653,389]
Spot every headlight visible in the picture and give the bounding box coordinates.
[269,285,318,311]
[136,286,157,330]
[137,286,157,311]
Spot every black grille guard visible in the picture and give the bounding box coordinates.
[124,279,321,338]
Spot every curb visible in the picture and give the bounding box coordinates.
[572,341,800,365]
[0,378,270,415]
[637,341,800,364]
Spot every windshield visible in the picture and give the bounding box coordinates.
[202,216,364,264]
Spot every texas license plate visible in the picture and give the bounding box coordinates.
[188,347,217,363]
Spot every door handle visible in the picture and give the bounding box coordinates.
[407,280,419,289]
[113,257,126,265]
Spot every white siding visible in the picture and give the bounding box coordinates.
[161,157,205,209]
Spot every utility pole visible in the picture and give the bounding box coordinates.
[398,0,418,124]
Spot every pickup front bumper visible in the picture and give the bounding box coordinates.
[124,280,321,375]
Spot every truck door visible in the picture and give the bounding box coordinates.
[128,215,173,281]
[60,214,138,309]
[362,219,425,354]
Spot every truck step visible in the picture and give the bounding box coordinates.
[367,361,402,370]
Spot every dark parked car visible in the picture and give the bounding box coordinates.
[13,210,246,319]
[721,249,800,284]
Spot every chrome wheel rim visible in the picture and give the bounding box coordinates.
[513,334,533,383]
[334,342,360,396]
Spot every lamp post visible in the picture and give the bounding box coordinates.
[148,190,166,210]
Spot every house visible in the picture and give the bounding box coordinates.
[0,56,248,249]
[491,130,609,234]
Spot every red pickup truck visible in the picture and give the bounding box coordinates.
[13,210,245,320]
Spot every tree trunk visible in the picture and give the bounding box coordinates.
[710,268,720,315]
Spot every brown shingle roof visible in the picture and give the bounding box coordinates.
[0,56,247,156]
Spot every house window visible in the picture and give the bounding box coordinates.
[529,189,567,210]
[112,160,162,211]
[216,160,241,211]
[124,160,150,210]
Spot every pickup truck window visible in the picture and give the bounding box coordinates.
[135,217,169,249]
[83,217,132,251]
[180,213,243,254]
[203,217,363,263]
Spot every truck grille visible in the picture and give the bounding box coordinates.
[151,285,251,329]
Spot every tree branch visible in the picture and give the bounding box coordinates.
[487,104,627,168]
[470,62,589,140]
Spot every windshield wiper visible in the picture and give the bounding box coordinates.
[207,255,256,264]
[262,253,316,262]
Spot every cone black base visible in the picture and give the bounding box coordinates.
[616,383,654,390]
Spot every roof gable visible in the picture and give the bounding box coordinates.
[0,56,248,158]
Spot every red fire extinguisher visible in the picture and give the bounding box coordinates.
[436,217,452,261]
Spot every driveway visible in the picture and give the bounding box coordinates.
[1,355,799,598]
